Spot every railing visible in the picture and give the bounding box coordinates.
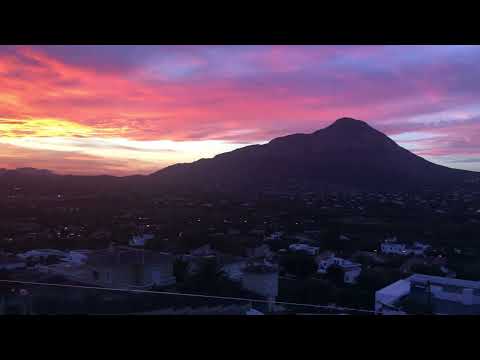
[0,279,376,315]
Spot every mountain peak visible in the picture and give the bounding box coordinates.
[312,117,373,137]
[329,117,370,129]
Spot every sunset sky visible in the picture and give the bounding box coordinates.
[1,45,480,175]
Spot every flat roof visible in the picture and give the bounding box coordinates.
[408,274,480,290]
[376,279,411,297]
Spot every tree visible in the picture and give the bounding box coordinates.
[410,264,443,277]
[281,253,317,279]
[326,265,344,285]
[357,268,403,292]
[173,259,189,282]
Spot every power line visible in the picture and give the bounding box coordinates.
[0,279,376,314]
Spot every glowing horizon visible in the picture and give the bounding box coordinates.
[1,45,480,175]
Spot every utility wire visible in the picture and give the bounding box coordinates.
[0,279,376,314]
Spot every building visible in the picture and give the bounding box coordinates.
[380,237,409,255]
[289,243,319,256]
[129,233,155,247]
[316,251,336,273]
[375,274,480,315]
[374,278,410,315]
[410,242,430,256]
[339,260,362,284]
[316,252,362,284]
[85,246,176,289]
[265,231,284,241]
[380,238,430,256]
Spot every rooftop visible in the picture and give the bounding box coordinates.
[376,279,411,298]
[408,274,480,290]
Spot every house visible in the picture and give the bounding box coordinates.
[410,242,430,256]
[129,233,155,247]
[315,251,336,273]
[374,277,410,315]
[380,238,430,257]
[265,231,284,241]
[380,237,409,255]
[375,274,480,315]
[289,243,319,256]
[316,252,362,284]
[338,260,362,284]
[85,246,176,289]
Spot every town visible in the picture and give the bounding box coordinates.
[1,184,480,315]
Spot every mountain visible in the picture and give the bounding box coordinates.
[0,167,133,196]
[0,167,55,177]
[151,118,479,193]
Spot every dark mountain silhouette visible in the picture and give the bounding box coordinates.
[1,118,478,195]
[151,118,479,192]
[0,167,55,177]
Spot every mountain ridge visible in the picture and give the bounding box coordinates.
[1,118,478,194]
[150,118,479,192]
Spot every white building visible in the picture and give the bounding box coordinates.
[129,233,155,247]
[289,243,319,256]
[380,237,409,255]
[410,242,430,256]
[316,252,362,284]
[340,261,363,284]
[380,238,430,256]
[265,232,284,241]
[375,278,410,314]
[375,274,480,315]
